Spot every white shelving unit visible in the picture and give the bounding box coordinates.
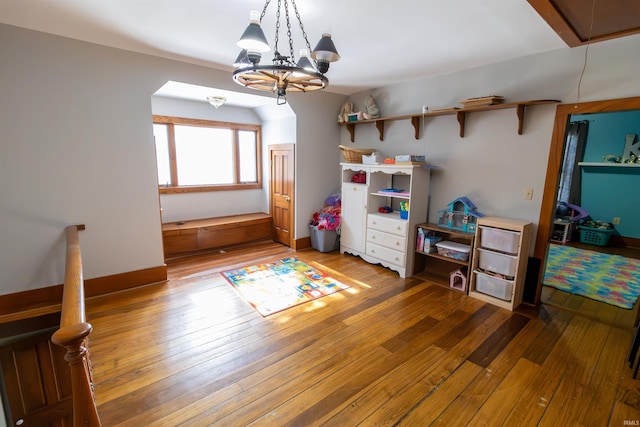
[340,163,430,278]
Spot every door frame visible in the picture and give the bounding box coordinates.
[533,96,640,304]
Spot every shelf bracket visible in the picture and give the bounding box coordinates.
[456,111,466,138]
[516,104,526,135]
[410,116,421,139]
[345,123,355,142]
[375,119,385,141]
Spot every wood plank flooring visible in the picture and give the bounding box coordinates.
[86,241,640,426]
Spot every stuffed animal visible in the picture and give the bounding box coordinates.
[363,95,380,120]
[338,102,353,123]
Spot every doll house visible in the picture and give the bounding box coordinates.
[437,197,485,232]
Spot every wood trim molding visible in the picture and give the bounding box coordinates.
[293,236,312,251]
[84,265,167,298]
[0,265,167,317]
[528,0,640,47]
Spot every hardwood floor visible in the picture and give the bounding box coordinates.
[86,241,640,426]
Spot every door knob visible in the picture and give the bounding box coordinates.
[284,195,291,202]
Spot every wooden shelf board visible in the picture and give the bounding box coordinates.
[417,223,476,239]
[339,99,560,141]
[579,162,640,167]
[415,250,469,266]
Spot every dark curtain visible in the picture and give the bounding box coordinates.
[557,120,588,206]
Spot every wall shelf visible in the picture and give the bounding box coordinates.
[579,162,640,168]
[339,99,560,142]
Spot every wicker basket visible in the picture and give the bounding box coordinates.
[339,145,377,163]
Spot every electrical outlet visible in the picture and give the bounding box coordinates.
[613,217,621,225]
[524,188,533,200]
[422,105,429,114]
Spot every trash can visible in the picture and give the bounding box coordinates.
[309,224,340,252]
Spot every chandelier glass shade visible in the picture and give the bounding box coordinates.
[206,96,226,108]
[232,0,339,104]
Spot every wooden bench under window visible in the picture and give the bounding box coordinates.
[162,213,273,258]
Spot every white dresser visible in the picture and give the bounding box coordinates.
[340,163,430,278]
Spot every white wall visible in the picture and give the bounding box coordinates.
[344,33,640,253]
[289,96,344,237]
[0,24,164,292]
[0,23,345,297]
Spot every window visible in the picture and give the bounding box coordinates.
[153,116,261,193]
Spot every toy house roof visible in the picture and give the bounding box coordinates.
[447,197,485,218]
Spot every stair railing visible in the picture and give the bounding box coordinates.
[51,225,101,427]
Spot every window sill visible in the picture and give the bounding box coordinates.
[159,183,262,194]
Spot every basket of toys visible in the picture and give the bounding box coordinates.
[339,145,377,163]
[578,220,615,247]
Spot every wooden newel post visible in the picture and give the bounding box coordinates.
[52,323,101,426]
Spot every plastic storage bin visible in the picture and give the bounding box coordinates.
[474,270,514,301]
[309,225,339,252]
[435,241,471,262]
[477,248,518,277]
[479,226,520,254]
[579,226,614,247]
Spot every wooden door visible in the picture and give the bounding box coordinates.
[0,329,73,426]
[269,144,295,247]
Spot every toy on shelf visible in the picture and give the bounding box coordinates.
[364,95,380,119]
[437,197,485,232]
[338,102,354,123]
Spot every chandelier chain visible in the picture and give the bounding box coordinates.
[284,0,295,62]
[291,0,312,55]
[274,0,282,56]
[259,0,271,23]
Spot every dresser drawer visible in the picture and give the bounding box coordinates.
[367,229,406,251]
[366,242,406,267]
[367,214,408,236]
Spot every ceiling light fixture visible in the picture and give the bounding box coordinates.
[207,96,226,108]
[232,0,340,105]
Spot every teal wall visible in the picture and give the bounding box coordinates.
[571,110,640,238]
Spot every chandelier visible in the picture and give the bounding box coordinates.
[232,0,340,105]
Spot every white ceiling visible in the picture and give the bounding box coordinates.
[0,0,567,103]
